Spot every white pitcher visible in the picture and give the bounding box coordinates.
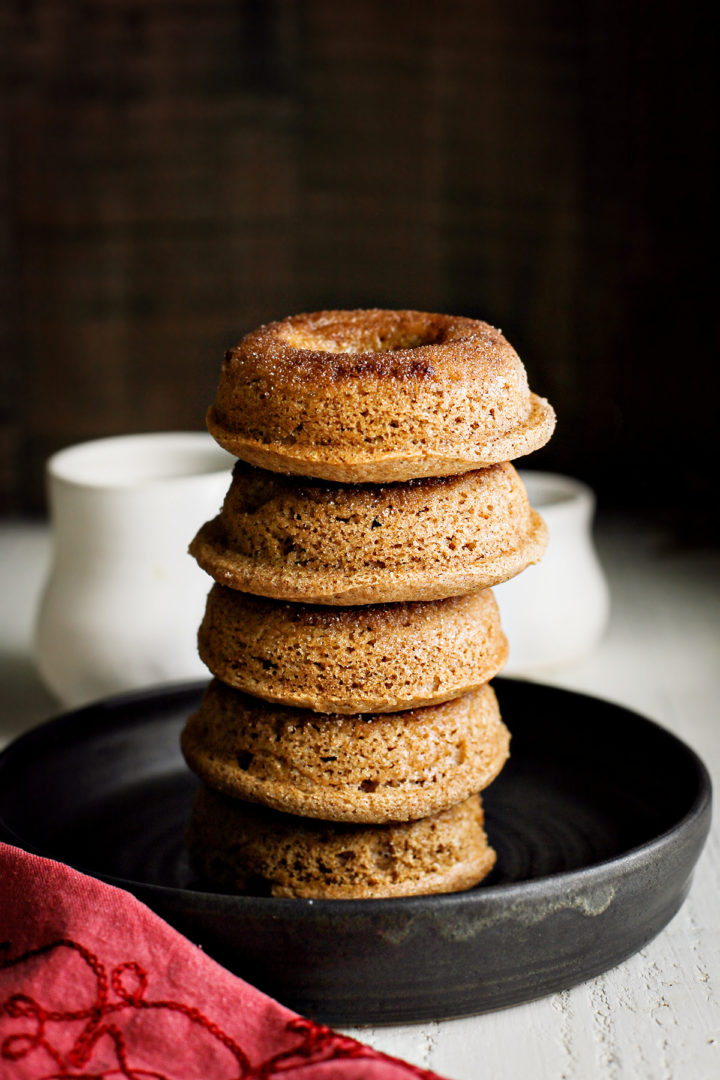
[494,471,610,673]
[35,432,234,707]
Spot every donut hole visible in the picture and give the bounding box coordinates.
[279,312,465,356]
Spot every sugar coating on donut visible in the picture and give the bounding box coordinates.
[207,309,555,481]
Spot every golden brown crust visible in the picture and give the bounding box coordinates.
[186,786,496,899]
[208,309,555,482]
[198,586,508,713]
[244,309,506,380]
[181,680,510,824]
[189,460,548,605]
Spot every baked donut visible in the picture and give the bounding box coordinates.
[189,459,547,605]
[186,787,496,899]
[207,309,555,483]
[181,680,510,824]
[198,585,508,714]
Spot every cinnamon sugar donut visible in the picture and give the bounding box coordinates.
[189,459,547,605]
[181,680,509,824]
[186,787,496,899]
[207,309,555,483]
[198,586,508,714]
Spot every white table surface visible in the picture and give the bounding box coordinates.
[1,517,719,1079]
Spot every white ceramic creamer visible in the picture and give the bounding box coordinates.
[35,432,235,707]
[494,471,610,673]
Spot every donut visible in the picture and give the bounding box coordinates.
[197,586,508,714]
[181,680,510,824]
[186,787,496,899]
[188,459,547,605]
[207,309,555,483]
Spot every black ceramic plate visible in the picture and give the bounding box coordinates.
[0,679,711,1025]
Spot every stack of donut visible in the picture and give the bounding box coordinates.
[182,309,555,898]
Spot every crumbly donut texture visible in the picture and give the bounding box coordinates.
[181,680,510,824]
[207,309,555,482]
[198,585,508,714]
[186,786,496,899]
[189,460,547,605]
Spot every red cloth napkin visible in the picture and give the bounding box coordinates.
[0,842,447,1080]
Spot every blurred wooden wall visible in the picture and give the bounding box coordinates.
[2,0,718,537]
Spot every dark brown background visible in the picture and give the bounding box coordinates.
[2,1,718,538]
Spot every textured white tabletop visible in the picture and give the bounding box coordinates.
[1,518,718,1079]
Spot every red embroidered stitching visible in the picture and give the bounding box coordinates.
[0,938,439,1079]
